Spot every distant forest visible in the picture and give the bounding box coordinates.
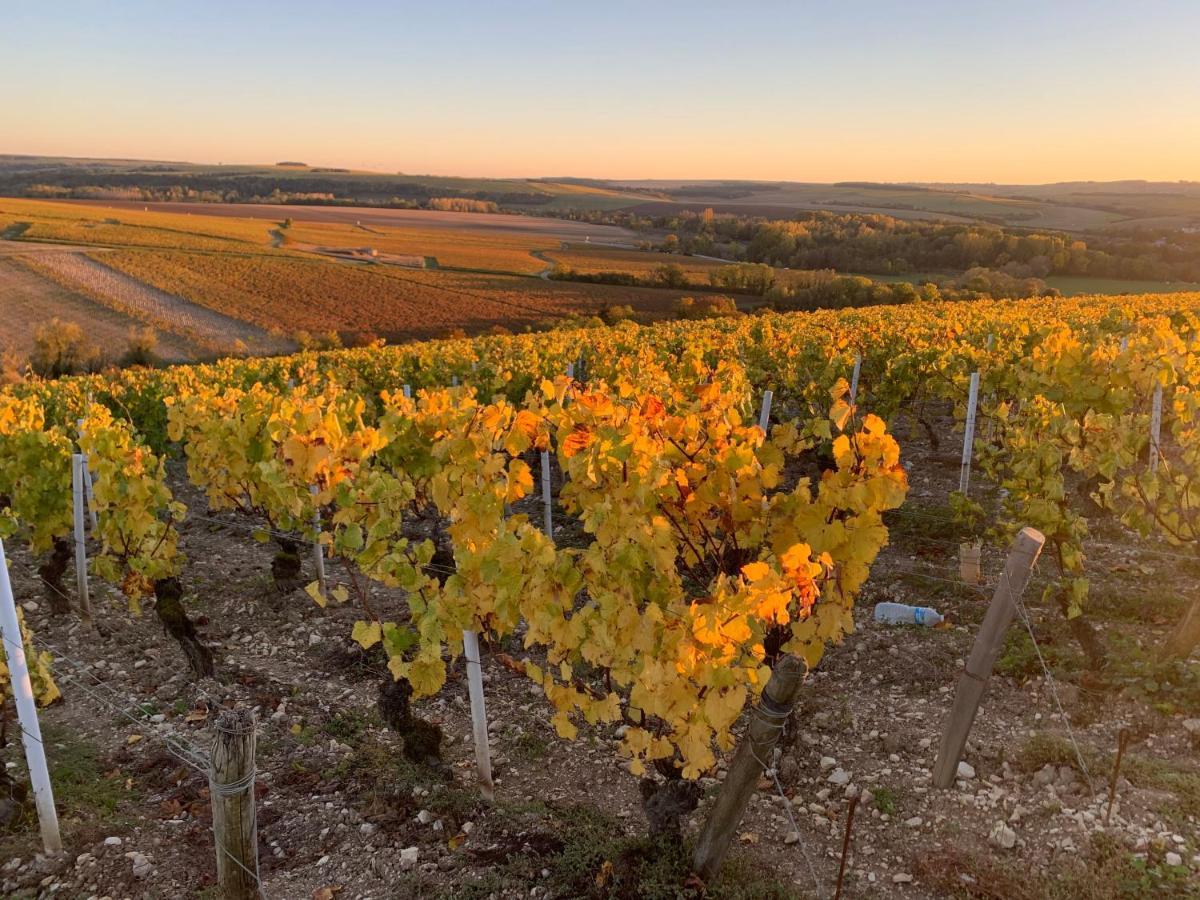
[0,164,548,209]
[564,208,1200,283]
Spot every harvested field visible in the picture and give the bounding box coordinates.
[100,249,702,340]
[1,197,277,252]
[281,220,557,274]
[50,199,639,242]
[25,252,291,355]
[0,257,194,361]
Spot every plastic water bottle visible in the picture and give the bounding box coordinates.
[874,602,943,627]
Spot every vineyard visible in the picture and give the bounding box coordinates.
[0,293,1198,897]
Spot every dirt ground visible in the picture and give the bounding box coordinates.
[0,408,1197,899]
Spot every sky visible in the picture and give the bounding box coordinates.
[3,0,1199,184]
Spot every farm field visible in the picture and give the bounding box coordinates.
[0,257,195,361]
[0,198,705,356]
[615,182,1129,230]
[99,249,697,340]
[280,220,559,274]
[51,198,639,242]
[0,295,1197,897]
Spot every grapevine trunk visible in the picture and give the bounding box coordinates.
[152,577,215,678]
[37,538,72,616]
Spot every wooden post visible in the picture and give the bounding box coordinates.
[933,527,1045,788]
[462,630,495,801]
[210,708,260,900]
[0,539,62,854]
[540,450,553,538]
[693,655,805,881]
[849,354,862,405]
[959,372,980,496]
[758,390,773,432]
[1149,384,1163,474]
[71,453,91,621]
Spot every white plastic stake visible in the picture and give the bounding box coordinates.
[0,539,63,853]
[75,420,98,531]
[566,362,575,380]
[541,450,553,538]
[1119,335,1129,353]
[451,375,459,387]
[310,485,326,600]
[402,384,412,399]
[849,354,862,404]
[71,454,91,620]
[758,390,773,432]
[959,372,981,496]
[985,333,995,352]
[1149,384,1163,474]
[461,630,494,801]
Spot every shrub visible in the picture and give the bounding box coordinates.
[0,347,25,385]
[673,295,740,320]
[650,263,690,289]
[119,326,160,368]
[30,318,102,377]
[599,304,637,325]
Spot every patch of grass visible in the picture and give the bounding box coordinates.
[342,733,479,825]
[545,804,800,899]
[46,726,132,820]
[915,832,1196,899]
[995,627,1080,682]
[870,785,899,816]
[885,502,973,546]
[2,726,132,838]
[1102,632,1200,717]
[1019,733,1200,828]
[509,728,552,763]
[320,708,377,745]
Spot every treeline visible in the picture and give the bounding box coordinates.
[428,197,499,213]
[680,211,1200,282]
[551,260,1055,305]
[546,207,1200,283]
[1,167,547,208]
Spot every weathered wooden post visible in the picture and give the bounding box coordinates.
[693,655,805,881]
[210,708,260,899]
[933,527,1045,788]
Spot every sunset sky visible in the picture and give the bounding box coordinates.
[4,0,1198,183]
